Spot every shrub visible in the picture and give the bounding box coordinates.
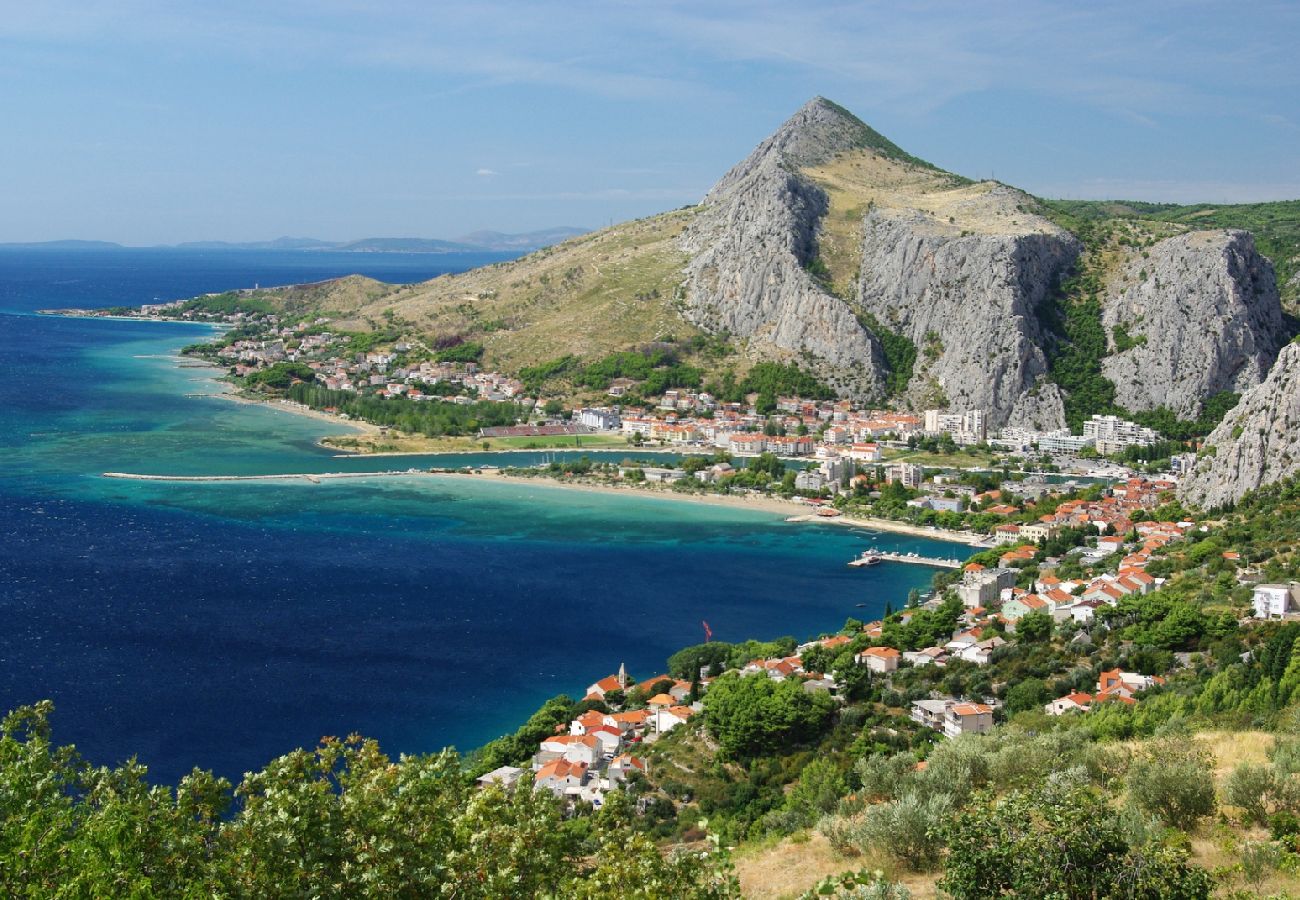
[798,870,911,900]
[1126,743,1217,830]
[853,790,953,871]
[853,752,914,802]
[1224,762,1278,825]
[914,737,991,803]
[940,782,1211,899]
[1239,840,1282,888]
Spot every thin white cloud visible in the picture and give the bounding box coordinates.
[475,168,499,177]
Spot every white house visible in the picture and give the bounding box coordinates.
[855,646,901,674]
[476,765,523,790]
[1045,692,1094,716]
[533,759,587,796]
[651,705,696,734]
[944,702,994,738]
[957,637,1006,666]
[910,699,951,731]
[1254,583,1300,620]
[539,734,600,766]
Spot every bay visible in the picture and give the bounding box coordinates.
[0,249,968,784]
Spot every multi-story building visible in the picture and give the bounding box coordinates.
[924,409,987,446]
[577,408,621,431]
[884,462,924,489]
[1082,415,1160,455]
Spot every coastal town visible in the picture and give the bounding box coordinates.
[50,288,1300,897]
[470,465,1297,833]
[69,296,1189,487]
[15,19,1300,894]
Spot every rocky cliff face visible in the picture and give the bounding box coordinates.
[1180,341,1300,508]
[679,98,887,398]
[678,96,1290,423]
[855,198,1080,429]
[1100,230,1284,419]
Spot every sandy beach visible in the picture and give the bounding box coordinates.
[443,469,986,546]
[214,392,376,436]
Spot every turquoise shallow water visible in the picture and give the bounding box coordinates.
[0,250,970,783]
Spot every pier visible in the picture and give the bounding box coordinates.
[849,551,963,570]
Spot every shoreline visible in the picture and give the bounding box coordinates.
[327,445,685,458]
[95,464,984,548]
[146,346,983,548]
[439,470,987,546]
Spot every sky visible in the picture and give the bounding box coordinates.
[1,0,1298,244]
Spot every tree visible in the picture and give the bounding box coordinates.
[853,790,953,871]
[702,674,835,759]
[0,703,743,898]
[1004,677,1052,716]
[1014,611,1053,643]
[667,642,732,680]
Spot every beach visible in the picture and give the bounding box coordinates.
[439,469,988,546]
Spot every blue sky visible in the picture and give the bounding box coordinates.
[2,0,1298,244]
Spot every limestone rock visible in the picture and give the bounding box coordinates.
[680,99,886,398]
[1101,230,1284,419]
[1180,341,1300,508]
[855,203,1080,429]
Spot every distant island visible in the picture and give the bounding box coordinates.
[0,226,588,255]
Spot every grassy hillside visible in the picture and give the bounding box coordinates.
[255,208,701,376]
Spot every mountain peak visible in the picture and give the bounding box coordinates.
[708,98,938,198]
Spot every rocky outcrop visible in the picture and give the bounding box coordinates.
[855,202,1080,429]
[1100,230,1284,419]
[680,98,886,398]
[1180,341,1300,508]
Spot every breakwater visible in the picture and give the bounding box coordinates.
[102,470,427,483]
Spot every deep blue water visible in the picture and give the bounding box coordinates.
[0,250,967,785]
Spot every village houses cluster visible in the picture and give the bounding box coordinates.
[475,666,699,808]
[157,300,1171,468]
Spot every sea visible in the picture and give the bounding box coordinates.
[0,248,970,785]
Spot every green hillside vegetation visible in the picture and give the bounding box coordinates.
[1042,198,1300,309]
[0,702,737,899]
[286,383,521,436]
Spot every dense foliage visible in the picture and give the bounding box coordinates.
[287,383,522,436]
[244,361,316,390]
[854,311,917,396]
[702,673,836,759]
[706,362,837,413]
[433,341,484,363]
[940,779,1212,898]
[0,702,739,898]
